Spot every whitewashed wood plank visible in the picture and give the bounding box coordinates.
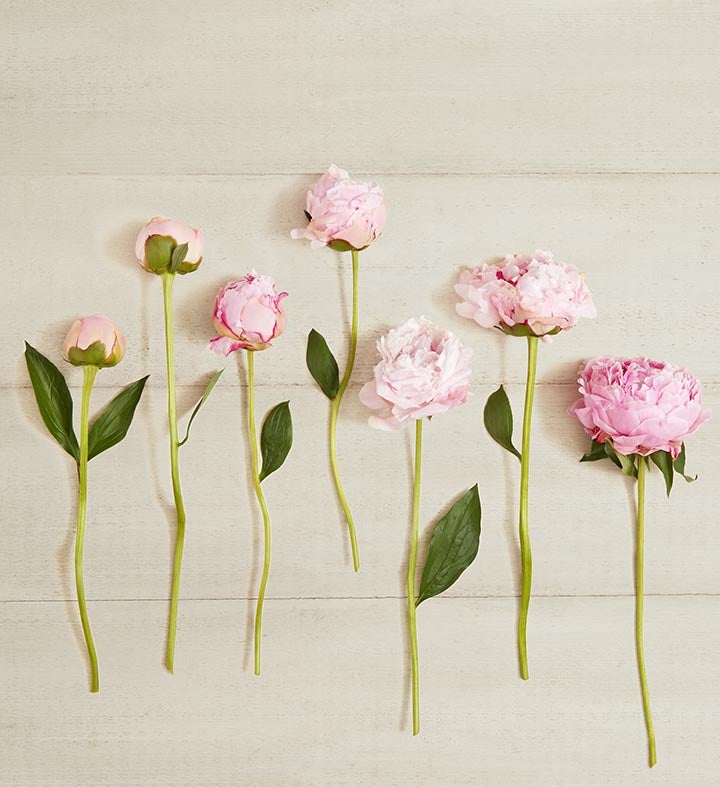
[0,597,718,785]
[3,174,720,388]
[4,383,717,602]
[2,2,720,175]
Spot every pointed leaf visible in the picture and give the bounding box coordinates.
[24,342,79,461]
[483,386,521,461]
[650,450,674,497]
[169,242,188,273]
[580,438,608,463]
[259,401,293,482]
[178,369,224,448]
[88,376,149,460]
[306,329,340,399]
[416,485,482,606]
[604,442,637,478]
[674,442,697,483]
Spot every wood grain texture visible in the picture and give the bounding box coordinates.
[1,598,718,786]
[2,0,720,783]
[2,2,720,175]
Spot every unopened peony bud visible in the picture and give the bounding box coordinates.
[135,217,204,275]
[63,315,126,367]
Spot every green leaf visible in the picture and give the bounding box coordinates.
[483,386,521,461]
[674,442,697,484]
[306,329,340,399]
[178,369,224,448]
[604,442,637,477]
[259,401,293,482]
[416,485,482,606]
[580,438,608,463]
[24,342,79,461]
[88,376,149,460]
[144,234,175,273]
[650,450,674,497]
[168,242,188,273]
[328,239,355,252]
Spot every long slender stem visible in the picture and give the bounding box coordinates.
[162,272,187,674]
[518,335,538,680]
[635,457,657,767]
[407,418,423,735]
[76,364,99,693]
[329,248,361,572]
[247,351,272,676]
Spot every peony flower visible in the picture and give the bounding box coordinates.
[135,217,205,275]
[569,356,710,458]
[291,164,386,250]
[455,249,596,336]
[360,317,472,431]
[63,315,126,367]
[209,271,288,355]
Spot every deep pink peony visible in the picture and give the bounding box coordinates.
[360,317,472,431]
[569,356,710,458]
[209,271,288,355]
[455,249,596,336]
[135,217,205,274]
[63,315,126,367]
[291,164,386,250]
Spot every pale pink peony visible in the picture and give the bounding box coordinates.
[63,315,126,367]
[360,317,472,431]
[291,164,386,250]
[209,271,288,355]
[455,249,596,336]
[569,356,710,458]
[135,217,205,274]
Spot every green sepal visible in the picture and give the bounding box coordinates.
[176,258,202,275]
[306,329,340,399]
[499,324,561,338]
[144,234,176,273]
[178,369,224,448]
[24,342,79,461]
[303,210,312,222]
[674,442,697,484]
[604,442,637,477]
[168,242,188,273]
[67,341,109,367]
[259,401,293,482]
[650,450,674,497]
[328,239,356,252]
[579,438,608,463]
[416,485,482,606]
[88,376,149,460]
[483,385,521,461]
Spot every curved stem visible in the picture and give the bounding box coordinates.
[518,335,538,681]
[329,249,361,572]
[76,364,99,692]
[248,351,272,676]
[162,272,187,674]
[635,457,657,767]
[407,418,423,735]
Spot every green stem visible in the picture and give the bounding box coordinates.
[407,418,423,735]
[518,335,538,681]
[76,364,99,693]
[329,248,360,572]
[162,272,187,674]
[248,351,272,676]
[635,457,657,767]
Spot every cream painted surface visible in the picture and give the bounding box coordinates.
[1,1,719,785]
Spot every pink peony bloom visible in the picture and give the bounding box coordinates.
[64,315,126,367]
[135,217,205,274]
[209,271,288,355]
[291,164,386,250]
[360,317,472,431]
[455,249,596,336]
[569,356,710,458]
